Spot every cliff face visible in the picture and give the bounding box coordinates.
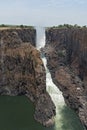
[0,29,56,127]
[0,28,36,47]
[44,28,87,129]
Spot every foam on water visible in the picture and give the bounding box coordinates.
[36,26,66,129]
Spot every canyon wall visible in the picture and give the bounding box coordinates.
[0,28,56,127]
[0,28,36,47]
[44,27,87,129]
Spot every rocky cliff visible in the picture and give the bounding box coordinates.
[43,27,87,129]
[0,28,56,127]
[0,28,36,47]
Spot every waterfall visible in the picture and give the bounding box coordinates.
[36,26,45,49]
[36,26,65,129]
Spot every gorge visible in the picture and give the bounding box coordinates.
[0,26,86,130]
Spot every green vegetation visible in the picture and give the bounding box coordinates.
[18,24,34,29]
[47,24,87,30]
[0,24,34,29]
[0,24,7,27]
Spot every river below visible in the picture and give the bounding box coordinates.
[0,95,84,130]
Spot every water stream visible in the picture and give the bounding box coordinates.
[36,26,84,130]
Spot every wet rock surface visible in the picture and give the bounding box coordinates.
[43,27,87,129]
[0,29,56,127]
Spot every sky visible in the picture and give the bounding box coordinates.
[0,0,87,27]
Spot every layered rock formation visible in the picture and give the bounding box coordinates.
[0,28,56,126]
[43,27,87,129]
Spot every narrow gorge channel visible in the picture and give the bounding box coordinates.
[0,27,84,130]
[36,26,84,130]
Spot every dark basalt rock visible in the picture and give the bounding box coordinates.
[44,27,87,129]
[0,29,56,127]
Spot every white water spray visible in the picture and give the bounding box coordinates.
[36,27,45,49]
[36,27,65,129]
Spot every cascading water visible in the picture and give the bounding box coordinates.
[36,26,84,130]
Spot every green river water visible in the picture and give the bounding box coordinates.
[0,95,84,130]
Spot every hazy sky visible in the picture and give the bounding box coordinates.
[0,0,87,26]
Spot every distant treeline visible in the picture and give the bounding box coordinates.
[0,24,87,29]
[47,24,87,29]
[0,24,34,29]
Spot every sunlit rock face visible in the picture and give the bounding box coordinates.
[43,27,87,129]
[0,28,56,127]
